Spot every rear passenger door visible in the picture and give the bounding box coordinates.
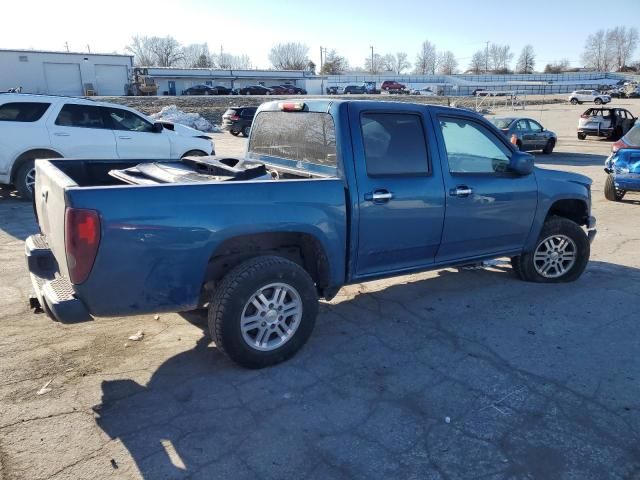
[47,103,118,158]
[349,104,446,277]
[105,107,171,159]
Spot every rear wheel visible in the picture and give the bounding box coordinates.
[542,138,555,154]
[513,216,589,283]
[595,98,603,105]
[15,160,36,200]
[182,150,207,158]
[230,129,241,136]
[604,174,625,201]
[570,98,578,105]
[208,256,318,368]
[577,132,586,140]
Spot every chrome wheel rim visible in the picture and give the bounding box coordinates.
[25,168,36,192]
[241,282,302,351]
[534,234,577,278]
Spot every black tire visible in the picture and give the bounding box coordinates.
[181,149,207,158]
[542,138,555,154]
[208,256,318,369]
[516,140,522,151]
[514,216,590,283]
[595,98,602,105]
[604,174,625,201]
[15,160,36,200]
[241,126,250,137]
[570,98,578,105]
[577,132,586,140]
[230,129,241,137]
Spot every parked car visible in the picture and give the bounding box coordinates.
[210,85,233,95]
[0,93,214,199]
[26,99,596,368]
[381,81,406,92]
[221,106,257,137]
[472,88,491,97]
[489,117,557,154]
[326,86,341,95]
[183,84,216,95]
[280,85,307,95]
[612,121,640,153]
[239,85,273,95]
[568,90,611,105]
[343,85,367,94]
[410,87,437,96]
[604,148,640,201]
[577,107,636,140]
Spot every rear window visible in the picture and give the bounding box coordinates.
[489,118,513,129]
[248,111,337,167]
[55,104,106,129]
[0,102,50,122]
[626,125,640,145]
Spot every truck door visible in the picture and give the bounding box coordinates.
[349,103,446,277]
[433,113,538,263]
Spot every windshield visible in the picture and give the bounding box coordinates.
[489,118,514,129]
[248,111,337,169]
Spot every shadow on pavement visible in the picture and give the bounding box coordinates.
[94,260,640,479]
[0,187,38,240]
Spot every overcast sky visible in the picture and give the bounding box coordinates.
[2,0,639,70]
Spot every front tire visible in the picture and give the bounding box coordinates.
[542,138,555,154]
[604,174,625,201]
[570,98,578,105]
[208,256,318,369]
[595,98,602,105]
[230,129,241,136]
[513,216,589,283]
[577,132,586,140]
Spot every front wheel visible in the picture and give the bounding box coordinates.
[604,174,625,201]
[208,256,318,369]
[542,138,555,154]
[229,129,241,137]
[512,216,589,283]
[595,98,602,105]
[577,132,586,140]
[570,98,578,105]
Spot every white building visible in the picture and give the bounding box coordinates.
[0,49,133,96]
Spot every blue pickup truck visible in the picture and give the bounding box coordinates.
[26,99,596,368]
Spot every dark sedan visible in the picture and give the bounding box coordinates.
[183,84,216,95]
[239,85,273,95]
[280,84,307,95]
[489,117,557,154]
[343,85,367,94]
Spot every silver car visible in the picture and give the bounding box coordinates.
[489,117,557,154]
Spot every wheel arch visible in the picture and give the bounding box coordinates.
[10,148,63,183]
[200,231,332,304]
[545,198,589,226]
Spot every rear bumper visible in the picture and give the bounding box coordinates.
[25,234,92,323]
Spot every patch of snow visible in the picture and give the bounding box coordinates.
[150,105,220,132]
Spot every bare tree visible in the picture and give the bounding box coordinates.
[321,49,349,74]
[544,59,571,73]
[488,44,513,72]
[364,53,386,74]
[268,42,309,70]
[468,50,486,74]
[414,40,437,74]
[126,36,156,66]
[181,43,213,68]
[216,52,252,69]
[582,30,612,71]
[384,52,411,74]
[516,45,536,73]
[607,26,639,71]
[147,36,183,67]
[437,51,458,74]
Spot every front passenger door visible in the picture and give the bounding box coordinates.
[106,107,171,159]
[435,115,538,262]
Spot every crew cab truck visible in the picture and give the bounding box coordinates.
[26,99,597,369]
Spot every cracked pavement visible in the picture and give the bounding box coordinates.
[1,101,639,479]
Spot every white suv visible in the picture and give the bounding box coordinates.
[0,94,215,199]
[568,90,611,105]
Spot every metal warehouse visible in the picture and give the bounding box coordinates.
[0,49,133,96]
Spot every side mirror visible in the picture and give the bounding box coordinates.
[152,122,164,133]
[509,151,534,175]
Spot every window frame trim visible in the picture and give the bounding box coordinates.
[358,110,432,178]
[0,101,51,123]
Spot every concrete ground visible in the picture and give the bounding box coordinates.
[1,100,639,480]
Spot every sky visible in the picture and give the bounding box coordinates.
[2,0,639,71]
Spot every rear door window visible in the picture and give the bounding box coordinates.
[0,102,50,122]
[360,113,429,176]
[55,104,106,128]
[249,111,337,167]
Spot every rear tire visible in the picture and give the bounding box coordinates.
[230,129,241,137]
[542,138,555,154]
[577,132,586,140]
[514,216,589,283]
[595,98,602,105]
[15,160,36,201]
[570,98,578,105]
[182,150,207,158]
[604,174,625,201]
[208,256,318,369]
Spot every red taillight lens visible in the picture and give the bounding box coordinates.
[65,208,100,284]
[580,114,590,118]
[612,139,627,153]
[229,115,240,121]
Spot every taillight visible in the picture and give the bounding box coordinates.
[65,208,100,284]
[230,115,240,121]
[612,139,627,153]
[580,114,590,119]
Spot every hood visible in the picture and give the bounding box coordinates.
[159,121,209,137]
[534,167,592,187]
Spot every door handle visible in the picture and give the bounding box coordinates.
[365,189,393,202]
[450,186,473,197]
[119,136,132,140]
[53,132,70,137]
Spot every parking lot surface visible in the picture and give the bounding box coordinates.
[1,100,639,480]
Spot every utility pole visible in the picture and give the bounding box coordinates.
[86,44,91,53]
[370,46,374,74]
[485,41,489,74]
[64,42,69,52]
